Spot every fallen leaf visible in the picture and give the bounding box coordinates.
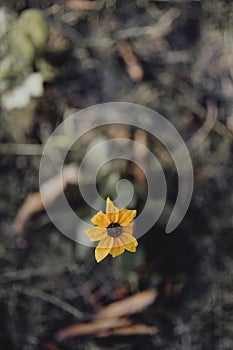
[97,323,158,337]
[45,342,61,350]
[55,289,159,341]
[56,317,132,340]
[95,289,158,319]
[65,0,95,11]
[12,164,78,233]
[116,40,144,82]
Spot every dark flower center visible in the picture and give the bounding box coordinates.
[107,223,122,238]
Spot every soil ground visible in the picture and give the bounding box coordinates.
[0,1,233,350]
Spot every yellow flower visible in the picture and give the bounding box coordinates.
[85,197,138,262]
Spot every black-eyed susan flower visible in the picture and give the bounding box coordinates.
[85,197,138,262]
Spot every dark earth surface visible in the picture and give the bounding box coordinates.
[0,1,233,349]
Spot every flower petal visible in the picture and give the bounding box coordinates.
[91,211,110,228]
[106,197,119,213]
[110,238,125,257]
[118,209,137,226]
[106,197,119,223]
[124,240,138,252]
[121,222,133,235]
[119,233,138,252]
[95,236,114,262]
[85,227,107,242]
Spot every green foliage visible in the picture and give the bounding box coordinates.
[8,9,47,64]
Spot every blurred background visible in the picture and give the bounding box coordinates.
[0,1,233,349]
